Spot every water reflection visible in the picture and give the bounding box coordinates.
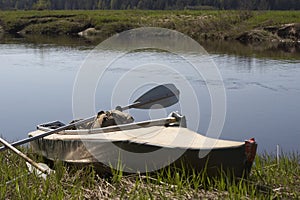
[200,40,300,60]
[0,34,95,49]
[1,34,300,59]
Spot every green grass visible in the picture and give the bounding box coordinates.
[1,148,299,199]
[246,11,300,28]
[0,10,299,40]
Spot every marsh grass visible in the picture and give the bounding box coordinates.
[0,147,299,199]
[0,10,299,39]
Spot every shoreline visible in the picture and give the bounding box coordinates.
[0,10,299,46]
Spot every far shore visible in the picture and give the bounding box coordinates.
[0,10,299,46]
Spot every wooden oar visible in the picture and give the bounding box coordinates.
[0,83,179,151]
[0,137,51,175]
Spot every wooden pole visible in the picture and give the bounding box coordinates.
[0,137,49,175]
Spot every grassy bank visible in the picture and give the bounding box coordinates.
[0,10,299,43]
[1,149,299,199]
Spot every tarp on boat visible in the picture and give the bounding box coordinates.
[29,126,244,150]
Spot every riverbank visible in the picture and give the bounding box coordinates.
[1,149,299,199]
[0,10,299,46]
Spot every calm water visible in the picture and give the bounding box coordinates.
[0,35,300,153]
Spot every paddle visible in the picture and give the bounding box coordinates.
[0,137,52,176]
[0,83,179,151]
[119,83,179,111]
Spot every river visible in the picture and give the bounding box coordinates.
[0,34,299,154]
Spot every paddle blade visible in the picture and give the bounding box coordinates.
[132,84,179,109]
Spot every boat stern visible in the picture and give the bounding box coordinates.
[244,138,257,175]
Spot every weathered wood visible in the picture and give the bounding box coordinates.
[0,137,50,175]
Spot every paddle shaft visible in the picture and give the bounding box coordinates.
[119,102,140,111]
[0,137,49,174]
[0,116,95,152]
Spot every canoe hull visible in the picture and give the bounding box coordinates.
[29,127,257,177]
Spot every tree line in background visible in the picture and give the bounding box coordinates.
[0,0,299,10]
